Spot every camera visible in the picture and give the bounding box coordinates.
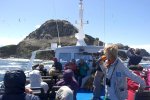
[106,78,111,87]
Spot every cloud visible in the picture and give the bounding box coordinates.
[35,24,41,29]
[0,37,23,47]
[129,44,150,53]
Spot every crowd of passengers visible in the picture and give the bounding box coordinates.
[0,44,150,100]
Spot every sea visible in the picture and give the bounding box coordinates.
[0,58,54,82]
[0,58,32,82]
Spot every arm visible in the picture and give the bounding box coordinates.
[126,48,135,58]
[123,65,146,88]
[99,62,106,73]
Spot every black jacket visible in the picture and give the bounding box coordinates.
[0,70,39,100]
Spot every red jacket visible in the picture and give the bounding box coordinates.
[127,70,145,100]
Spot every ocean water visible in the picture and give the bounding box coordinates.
[0,58,32,82]
[0,58,54,82]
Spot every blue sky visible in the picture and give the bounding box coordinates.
[0,0,150,52]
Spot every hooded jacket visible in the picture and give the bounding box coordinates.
[0,70,39,100]
[26,70,49,93]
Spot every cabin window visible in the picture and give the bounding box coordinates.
[59,53,71,62]
[74,53,93,61]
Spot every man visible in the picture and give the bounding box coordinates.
[92,55,106,100]
[127,48,142,67]
[52,57,62,72]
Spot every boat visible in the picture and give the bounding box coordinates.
[26,0,105,99]
[28,0,104,71]
[0,1,149,100]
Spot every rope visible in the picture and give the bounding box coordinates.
[103,0,106,47]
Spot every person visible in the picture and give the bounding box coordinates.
[56,69,79,100]
[127,68,145,100]
[32,64,47,76]
[99,44,146,100]
[77,59,89,87]
[64,59,77,74]
[52,57,62,72]
[0,70,39,100]
[55,86,73,100]
[127,48,142,67]
[38,64,47,76]
[26,70,49,93]
[92,55,106,100]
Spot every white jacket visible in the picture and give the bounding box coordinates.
[100,58,146,100]
[26,70,49,93]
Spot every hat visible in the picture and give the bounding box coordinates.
[63,69,74,79]
[55,86,73,100]
[4,70,26,94]
[29,70,41,87]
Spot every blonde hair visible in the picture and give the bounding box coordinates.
[104,44,118,59]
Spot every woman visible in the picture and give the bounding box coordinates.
[99,44,146,100]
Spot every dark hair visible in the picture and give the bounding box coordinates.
[129,66,143,71]
[135,48,141,55]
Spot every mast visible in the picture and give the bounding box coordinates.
[79,0,83,30]
[75,0,87,46]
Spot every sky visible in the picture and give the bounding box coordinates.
[0,0,150,52]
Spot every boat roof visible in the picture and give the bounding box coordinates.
[55,45,104,54]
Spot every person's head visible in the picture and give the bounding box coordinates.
[29,70,41,87]
[63,69,74,81]
[79,59,84,64]
[71,59,76,63]
[55,86,73,100]
[134,48,141,55]
[128,48,135,55]
[4,70,26,94]
[49,67,56,76]
[53,57,58,62]
[39,64,44,71]
[104,44,118,60]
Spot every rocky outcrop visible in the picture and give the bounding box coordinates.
[0,45,17,58]
[0,20,103,58]
[0,20,149,58]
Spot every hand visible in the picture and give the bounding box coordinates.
[138,86,144,92]
[99,60,104,65]
[25,88,33,94]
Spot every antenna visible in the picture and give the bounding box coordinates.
[55,20,61,47]
[78,0,88,30]
[52,0,61,47]
[75,0,88,46]
[79,0,83,29]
